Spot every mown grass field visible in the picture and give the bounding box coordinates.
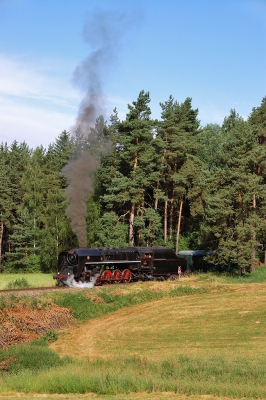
[0,270,266,399]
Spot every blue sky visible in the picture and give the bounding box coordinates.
[0,0,265,149]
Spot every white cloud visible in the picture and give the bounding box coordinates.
[0,53,79,105]
[0,53,135,148]
[0,53,80,148]
[0,94,76,148]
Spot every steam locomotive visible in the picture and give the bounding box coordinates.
[54,246,187,286]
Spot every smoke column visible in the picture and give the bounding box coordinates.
[63,9,127,247]
[72,9,127,133]
[62,152,98,247]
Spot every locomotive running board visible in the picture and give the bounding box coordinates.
[85,260,141,267]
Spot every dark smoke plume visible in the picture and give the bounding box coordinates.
[62,152,98,247]
[71,9,127,133]
[63,9,127,247]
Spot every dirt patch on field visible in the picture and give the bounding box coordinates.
[0,304,74,349]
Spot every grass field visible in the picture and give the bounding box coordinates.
[0,273,55,290]
[51,282,266,361]
[0,270,266,399]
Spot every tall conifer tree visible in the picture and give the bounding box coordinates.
[157,96,202,252]
[201,111,266,272]
[101,91,158,245]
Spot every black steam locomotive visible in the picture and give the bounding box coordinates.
[54,246,187,286]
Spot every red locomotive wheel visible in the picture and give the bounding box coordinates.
[94,276,102,286]
[122,269,132,283]
[112,269,122,284]
[103,269,112,283]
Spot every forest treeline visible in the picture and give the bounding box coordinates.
[1,91,266,274]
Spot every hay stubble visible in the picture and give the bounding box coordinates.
[50,281,266,362]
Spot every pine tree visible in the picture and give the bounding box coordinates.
[21,142,73,272]
[5,210,40,272]
[39,149,74,271]
[4,142,31,270]
[49,130,74,169]
[0,143,13,269]
[200,115,266,272]
[199,123,223,170]
[20,146,46,260]
[248,97,266,145]
[101,91,158,245]
[248,97,266,265]
[157,96,202,252]
[95,211,128,247]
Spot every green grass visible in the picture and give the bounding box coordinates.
[6,277,31,289]
[0,270,266,399]
[0,340,70,375]
[0,265,265,291]
[50,284,204,322]
[0,273,55,290]
[1,355,265,398]
[186,265,266,284]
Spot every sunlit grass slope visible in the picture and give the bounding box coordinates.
[51,281,266,361]
[1,270,266,398]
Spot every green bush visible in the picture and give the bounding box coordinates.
[30,330,59,346]
[6,278,31,289]
[0,342,70,374]
[42,330,59,342]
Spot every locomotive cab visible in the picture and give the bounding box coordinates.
[152,246,187,278]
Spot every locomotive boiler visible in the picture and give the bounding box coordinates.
[54,246,187,286]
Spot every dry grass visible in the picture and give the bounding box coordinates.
[50,281,266,363]
[0,304,74,348]
[1,274,266,398]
